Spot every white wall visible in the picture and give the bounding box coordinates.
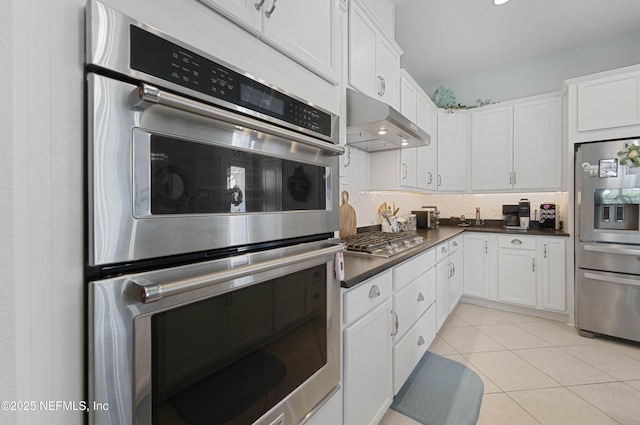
[423,29,640,106]
[1,0,16,424]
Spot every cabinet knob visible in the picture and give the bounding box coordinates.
[254,0,265,9]
[417,335,425,346]
[417,292,425,302]
[369,285,381,299]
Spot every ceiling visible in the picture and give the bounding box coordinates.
[393,0,640,92]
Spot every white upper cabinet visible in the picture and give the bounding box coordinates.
[437,112,468,192]
[470,93,562,192]
[513,96,562,190]
[471,106,513,191]
[566,64,640,143]
[348,0,401,109]
[199,0,339,83]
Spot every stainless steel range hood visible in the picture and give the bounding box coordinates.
[346,88,431,152]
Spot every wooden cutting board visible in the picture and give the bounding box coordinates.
[339,191,357,238]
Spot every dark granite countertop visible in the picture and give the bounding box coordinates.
[341,224,569,289]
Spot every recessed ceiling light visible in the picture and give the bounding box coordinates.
[493,0,510,5]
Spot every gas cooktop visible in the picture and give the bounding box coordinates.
[341,231,427,258]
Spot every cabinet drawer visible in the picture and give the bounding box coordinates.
[394,249,436,291]
[393,267,436,341]
[498,235,536,250]
[449,235,462,253]
[435,241,450,263]
[343,270,393,325]
[393,306,436,394]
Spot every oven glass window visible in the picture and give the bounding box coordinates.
[151,264,328,425]
[150,135,326,214]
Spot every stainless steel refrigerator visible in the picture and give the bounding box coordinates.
[575,139,640,343]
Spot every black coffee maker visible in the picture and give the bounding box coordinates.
[502,205,520,227]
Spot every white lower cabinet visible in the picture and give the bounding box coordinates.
[393,306,436,394]
[540,237,567,311]
[463,233,496,299]
[343,271,393,425]
[463,232,567,314]
[434,237,462,331]
[498,236,537,307]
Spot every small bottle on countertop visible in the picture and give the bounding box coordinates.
[475,207,481,226]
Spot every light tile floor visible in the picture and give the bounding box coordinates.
[378,302,640,425]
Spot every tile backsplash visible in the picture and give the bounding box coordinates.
[340,188,569,229]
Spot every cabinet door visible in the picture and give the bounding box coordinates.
[541,238,566,311]
[400,147,417,188]
[498,249,537,307]
[471,106,513,191]
[448,249,461,314]
[261,0,338,82]
[400,76,418,123]
[437,112,467,192]
[349,3,377,97]
[513,96,562,190]
[435,260,450,331]
[420,103,439,191]
[377,36,400,109]
[577,72,640,132]
[463,234,490,298]
[199,0,261,34]
[344,299,393,425]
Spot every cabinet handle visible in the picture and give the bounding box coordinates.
[532,258,535,272]
[254,0,265,10]
[417,292,425,302]
[442,246,448,254]
[453,241,458,247]
[513,171,517,185]
[402,163,408,179]
[485,240,488,254]
[381,76,386,95]
[264,0,277,18]
[342,145,351,167]
[391,310,399,336]
[427,171,433,185]
[448,263,453,278]
[511,239,523,245]
[452,263,456,276]
[377,76,384,96]
[417,335,425,346]
[437,175,442,187]
[509,171,512,185]
[544,243,547,258]
[369,285,381,299]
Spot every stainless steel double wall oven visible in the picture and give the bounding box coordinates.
[85,2,344,425]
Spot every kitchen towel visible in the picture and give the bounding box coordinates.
[391,351,484,425]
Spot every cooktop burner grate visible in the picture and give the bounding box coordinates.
[341,231,426,257]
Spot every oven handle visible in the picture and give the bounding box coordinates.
[583,244,640,256]
[137,84,345,156]
[133,243,345,303]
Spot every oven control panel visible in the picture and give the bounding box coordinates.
[129,25,332,138]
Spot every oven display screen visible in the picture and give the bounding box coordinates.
[151,265,327,425]
[129,25,332,137]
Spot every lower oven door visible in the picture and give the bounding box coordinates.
[576,268,640,343]
[88,240,343,425]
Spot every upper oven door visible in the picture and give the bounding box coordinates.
[87,73,341,266]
